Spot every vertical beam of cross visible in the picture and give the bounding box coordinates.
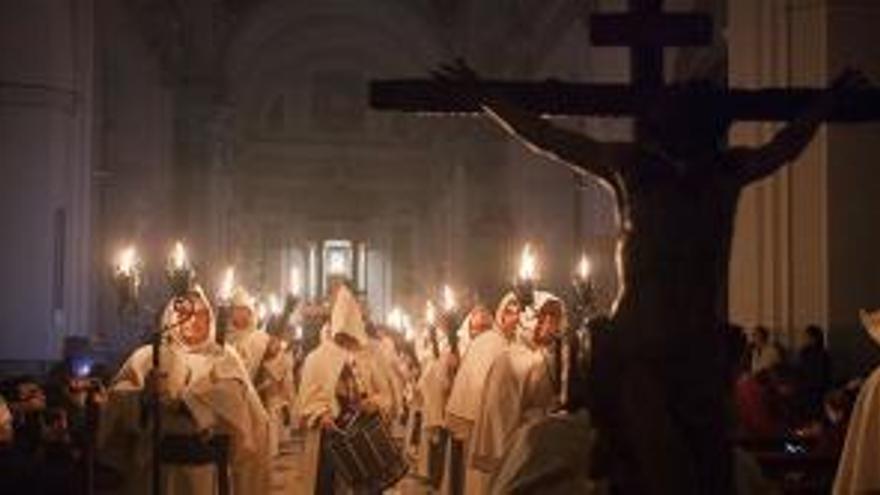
[590,0,712,137]
[630,0,665,90]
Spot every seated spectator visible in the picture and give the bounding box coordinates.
[797,324,832,421]
[797,388,856,458]
[749,326,783,374]
[735,365,798,439]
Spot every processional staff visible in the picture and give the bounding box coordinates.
[112,241,196,495]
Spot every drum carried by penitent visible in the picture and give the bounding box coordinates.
[326,411,409,491]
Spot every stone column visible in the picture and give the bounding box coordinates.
[728,0,809,343]
[823,0,880,376]
[0,0,96,360]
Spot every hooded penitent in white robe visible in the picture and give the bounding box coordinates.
[370,332,406,425]
[225,288,296,449]
[413,329,455,480]
[292,285,395,495]
[445,294,518,440]
[441,293,516,494]
[833,309,880,494]
[467,291,565,494]
[99,286,271,495]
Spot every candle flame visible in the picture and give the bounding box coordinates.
[295,325,304,340]
[518,244,537,281]
[442,285,456,312]
[219,266,235,301]
[171,241,187,270]
[269,294,282,315]
[256,301,268,322]
[289,266,301,296]
[577,254,591,280]
[403,314,414,341]
[425,300,436,326]
[116,246,137,275]
[388,306,404,330]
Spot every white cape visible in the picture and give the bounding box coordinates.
[445,329,509,439]
[468,343,557,493]
[100,342,270,495]
[834,309,880,494]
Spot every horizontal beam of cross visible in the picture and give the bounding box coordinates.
[369,80,880,122]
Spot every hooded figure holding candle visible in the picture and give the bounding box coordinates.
[466,291,567,494]
[99,285,270,494]
[441,291,520,495]
[224,285,298,490]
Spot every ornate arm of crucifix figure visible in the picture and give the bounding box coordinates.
[731,69,870,185]
[432,60,628,191]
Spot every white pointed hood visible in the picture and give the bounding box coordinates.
[330,284,368,347]
[161,284,216,353]
[859,308,880,346]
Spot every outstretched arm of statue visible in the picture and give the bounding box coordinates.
[432,59,627,188]
[732,69,870,184]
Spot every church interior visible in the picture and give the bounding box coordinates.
[3,0,880,493]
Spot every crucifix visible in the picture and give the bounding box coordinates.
[370,0,880,123]
[370,1,878,493]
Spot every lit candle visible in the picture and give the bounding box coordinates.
[115,246,138,276]
[518,244,537,281]
[425,300,436,326]
[388,306,403,330]
[403,313,414,341]
[577,254,592,281]
[256,301,268,323]
[442,285,456,312]
[269,293,282,315]
[295,325,304,341]
[289,266,302,297]
[218,266,235,302]
[171,241,188,270]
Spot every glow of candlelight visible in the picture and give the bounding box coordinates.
[403,314,414,341]
[518,244,537,281]
[171,241,188,270]
[256,301,268,322]
[116,246,137,275]
[219,266,235,301]
[577,254,592,280]
[269,294,282,315]
[425,301,436,326]
[295,325,304,341]
[442,285,456,312]
[289,266,301,296]
[388,307,404,330]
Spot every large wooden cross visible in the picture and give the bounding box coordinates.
[370,0,880,126]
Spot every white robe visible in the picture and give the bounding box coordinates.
[441,328,509,494]
[833,366,880,494]
[228,330,296,456]
[99,342,271,495]
[468,342,558,494]
[834,309,880,494]
[370,335,405,423]
[293,339,396,494]
[445,329,509,439]
[415,351,454,478]
[490,412,601,495]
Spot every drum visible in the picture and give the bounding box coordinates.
[326,411,409,491]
